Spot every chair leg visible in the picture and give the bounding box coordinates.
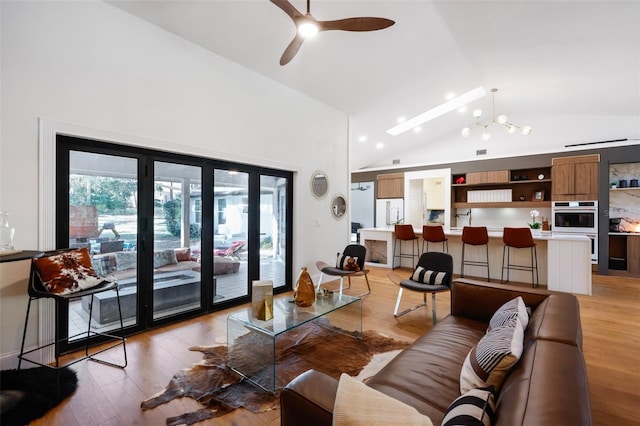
[17,297,34,370]
[393,288,404,316]
[431,293,438,324]
[501,245,508,283]
[485,244,490,282]
[393,288,427,318]
[461,243,466,278]
[316,272,324,292]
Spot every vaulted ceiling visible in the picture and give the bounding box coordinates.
[108,0,640,170]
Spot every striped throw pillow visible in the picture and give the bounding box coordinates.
[488,296,529,332]
[442,387,496,426]
[411,266,448,285]
[460,317,524,394]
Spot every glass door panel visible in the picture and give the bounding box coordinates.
[259,175,288,288]
[213,169,249,303]
[68,151,139,340]
[153,161,203,320]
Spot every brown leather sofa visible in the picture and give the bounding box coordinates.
[281,279,592,426]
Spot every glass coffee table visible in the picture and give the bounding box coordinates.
[226,292,362,393]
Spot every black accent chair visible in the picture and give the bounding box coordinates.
[388,252,453,324]
[315,244,371,296]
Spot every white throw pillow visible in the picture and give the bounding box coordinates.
[333,373,433,426]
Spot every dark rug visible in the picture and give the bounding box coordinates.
[0,366,78,426]
[141,320,410,425]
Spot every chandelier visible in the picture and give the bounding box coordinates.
[461,88,532,141]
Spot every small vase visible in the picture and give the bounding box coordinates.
[294,267,316,307]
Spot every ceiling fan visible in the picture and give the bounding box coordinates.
[270,0,395,65]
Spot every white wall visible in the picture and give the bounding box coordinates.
[0,1,350,367]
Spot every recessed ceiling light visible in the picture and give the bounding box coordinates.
[413,126,422,133]
[358,136,367,143]
[386,86,487,136]
[458,106,467,113]
[397,117,406,123]
[446,93,456,100]
[376,142,384,149]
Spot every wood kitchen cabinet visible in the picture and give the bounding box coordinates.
[465,170,509,185]
[552,154,599,200]
[377,173,404,198]
[452,167,551,208]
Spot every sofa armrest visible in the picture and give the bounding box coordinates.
[281,369,338,426]
[451,279,550,323]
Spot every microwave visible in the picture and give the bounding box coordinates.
[551,201,598,234]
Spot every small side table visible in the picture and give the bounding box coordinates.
[0,250,44,263]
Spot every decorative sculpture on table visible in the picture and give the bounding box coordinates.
[294,267,315,307]
[252,280,274,321]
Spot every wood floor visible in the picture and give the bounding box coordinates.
[33,267,640,426]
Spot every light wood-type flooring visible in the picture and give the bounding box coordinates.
[31,267,640,425]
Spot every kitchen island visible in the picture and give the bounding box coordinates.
[359,227,592,295]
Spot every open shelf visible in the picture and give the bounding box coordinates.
[453,201,551,209]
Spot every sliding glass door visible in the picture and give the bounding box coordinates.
[66,150,140,339]
[212,169,249,303]
[57,135,293,350]
[152,161,203,320]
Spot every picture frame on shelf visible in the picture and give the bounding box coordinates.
[532,190,545,201]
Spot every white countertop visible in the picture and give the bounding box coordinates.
[359,227,590,241]
[609,232,640,237]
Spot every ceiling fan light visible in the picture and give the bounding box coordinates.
[461,127,471,138]
[522,126,532,135]
[473,109,482,119]
[481,130,491,141]
[298,21,319,38]
[507,125,517,134]
[497,115,508,124]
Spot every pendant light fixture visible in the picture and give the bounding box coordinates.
[461,88,532,140]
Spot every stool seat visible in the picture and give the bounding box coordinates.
[422,225,448,253]
[461,226,490,282]
[501,227,539,287]
[392,224,419,269]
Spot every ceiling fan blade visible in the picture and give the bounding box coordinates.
[280,34,305,66]
[318,17,395,32]
[269,0,304,21]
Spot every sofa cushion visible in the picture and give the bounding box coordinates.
[495,340,592,426]
[115,251,137,271]
[460,318,524,394]
[488,296,528,331]
[153,249,178,268]
[32,247,104,295]
[524,294,583,348]
[174,247,192,262]
[442,387,495,426]
[367,316,487,424]
[334,374,433,426]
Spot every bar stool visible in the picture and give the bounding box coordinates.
[422,225,448,253]
[461,226,490,282]
[393,224,419,269]
[501,227,539,288]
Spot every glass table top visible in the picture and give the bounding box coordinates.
[227,292,360,337]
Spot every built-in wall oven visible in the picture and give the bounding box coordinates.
[552,201,598,264]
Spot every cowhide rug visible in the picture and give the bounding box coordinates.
[141,320,410,425]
